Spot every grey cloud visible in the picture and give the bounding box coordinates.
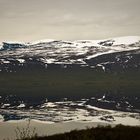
[0,0,140,41]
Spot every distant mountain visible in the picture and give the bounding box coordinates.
[0,36,140,117]
[0,36,140,72]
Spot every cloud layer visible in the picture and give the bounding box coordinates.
[0,0,140,41]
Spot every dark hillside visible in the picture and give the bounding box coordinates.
[25,125,140,140]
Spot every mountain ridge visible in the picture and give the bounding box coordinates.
[0,36,140,45]
[0,36,140,72]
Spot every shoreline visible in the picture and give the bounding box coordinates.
[0,120,108,140]
[0,119,140,140]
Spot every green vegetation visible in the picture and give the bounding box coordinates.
[17,125,140,140]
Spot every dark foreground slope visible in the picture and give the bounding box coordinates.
[24,125,140,140]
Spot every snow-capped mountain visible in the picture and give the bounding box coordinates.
[0,36,140,72]
[0,36,140,123]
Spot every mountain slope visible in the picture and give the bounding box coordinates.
[0,36,140,72]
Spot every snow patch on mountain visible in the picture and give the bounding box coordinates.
[0,43,3,49]
[0,36,140,66]
[31,39,55,45]
[112,36,140,45]
[76,36,140,46]
[18,104,26,108]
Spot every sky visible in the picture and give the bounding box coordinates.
[0,0,140,42]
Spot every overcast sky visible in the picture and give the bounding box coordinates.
[0,0,140,42]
